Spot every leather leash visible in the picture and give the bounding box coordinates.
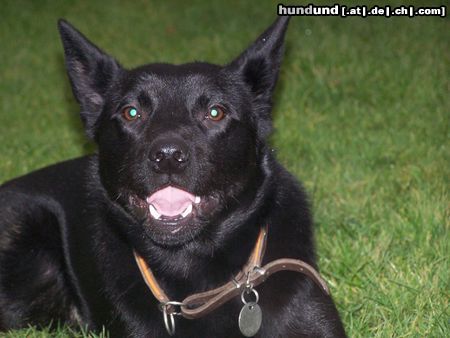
[134,226,330,335]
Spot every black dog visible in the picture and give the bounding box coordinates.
[0,16,346,337]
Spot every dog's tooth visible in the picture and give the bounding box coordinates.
[181,204,193,218]
[149,204,162,220]
[194,196,201,204]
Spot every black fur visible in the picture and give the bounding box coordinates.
[0,16,346,337]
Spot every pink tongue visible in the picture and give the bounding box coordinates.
[147,186,195,217]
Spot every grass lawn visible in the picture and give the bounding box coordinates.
[0,0,448,337]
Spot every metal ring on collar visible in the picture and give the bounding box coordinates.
[241,288,259,305]
[162,306,176,336]
[161,301,185,336]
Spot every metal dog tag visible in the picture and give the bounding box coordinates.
[238,303,262,337]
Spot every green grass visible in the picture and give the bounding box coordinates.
[0,0,448,337]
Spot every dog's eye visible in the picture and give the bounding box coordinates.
[207,106,225,122]
[122,107,140,121]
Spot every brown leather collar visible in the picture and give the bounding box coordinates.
[134,226,329,319]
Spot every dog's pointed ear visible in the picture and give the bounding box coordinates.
[228,16,290,104]
[58,19,122,138]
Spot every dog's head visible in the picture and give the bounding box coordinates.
[58,17,290,247]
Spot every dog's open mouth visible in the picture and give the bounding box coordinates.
[128,185,213,238]
[146,186,201,221]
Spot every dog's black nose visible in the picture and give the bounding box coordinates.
[149,138,189,174]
